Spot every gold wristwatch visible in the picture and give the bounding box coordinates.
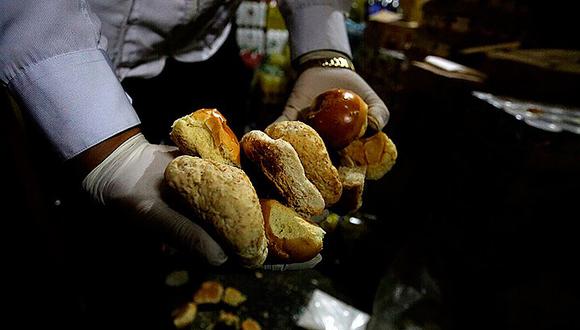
[296,51,355,73]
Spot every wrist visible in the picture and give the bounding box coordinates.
[69,126,142,179]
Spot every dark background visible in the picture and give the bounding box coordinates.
[2,2,580,329]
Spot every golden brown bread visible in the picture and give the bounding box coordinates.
[264,121,342,206]
[260,199,325,263]
[240,130,325,218]
[218,311,240,328]
[301,88,368,150]
[164,156,268,268]
[339,131,397,180]
[170,108,241,166]
[193,280,224,304]
[171,302,197,329]
[223,287,247,307]
[241,318,262,330]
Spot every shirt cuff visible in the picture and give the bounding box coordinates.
[8,49,141,160]
[284,4,352,60]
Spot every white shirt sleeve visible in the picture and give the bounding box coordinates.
[1,1,140,160]
[278,0,353,60]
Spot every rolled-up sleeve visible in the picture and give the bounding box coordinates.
[1,1,140,160]
[278,0,352,60]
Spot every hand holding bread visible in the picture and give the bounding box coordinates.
[279,66,390,131]
[162,88,396,267]
[165,109,328,267]
[287,88,398,214]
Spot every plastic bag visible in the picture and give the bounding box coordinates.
[296,289,370,330]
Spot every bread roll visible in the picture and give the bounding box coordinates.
[264,121,342,206]
[260,199,325,263]
[240,130,325,218]
[172,302,197,329]
[241,318,262,330]
[170,108,241,166]
[301,88,368,150]
[218,311,240,328]
[333,166,366,214]
[223,287,247,307]
[339,131,397,180]
[164,155,267,268]
[193,280,224,304]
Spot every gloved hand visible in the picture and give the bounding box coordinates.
[82,133,228,266]
[278,65,390,131]
[263,254,322,271]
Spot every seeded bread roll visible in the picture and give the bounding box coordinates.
[164,155,267,268]
[264,121,342,206]
[260,199,325,263]
[170,108,241,167]
[339,131,397,180]
[240,130,325,218]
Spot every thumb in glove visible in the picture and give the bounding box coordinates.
[82,133,228,266]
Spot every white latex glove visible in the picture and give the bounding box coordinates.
[278,66,390,131]
[262,254,323,271]
[82,133,228,266]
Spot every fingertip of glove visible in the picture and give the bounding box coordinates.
[261,253,323,271]
[206,249,228,266]
[304,253,323,268]
[275,114,289,123]
[368,116,382,132]
[281,105,302,121]
[368,108,389,131]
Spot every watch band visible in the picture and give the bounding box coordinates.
[296,52,355,73]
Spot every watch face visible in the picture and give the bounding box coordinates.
[322,57,352,69]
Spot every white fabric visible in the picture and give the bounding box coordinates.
[1,0,353,160]
[7,49,141,159]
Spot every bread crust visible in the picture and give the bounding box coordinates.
[264,121,343,206]
[260,199,325,263]
[240,130,325,218]
[339,131,397,180]
[164,155,267,268]
[334,166,366,214]
[170,108,241,166]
